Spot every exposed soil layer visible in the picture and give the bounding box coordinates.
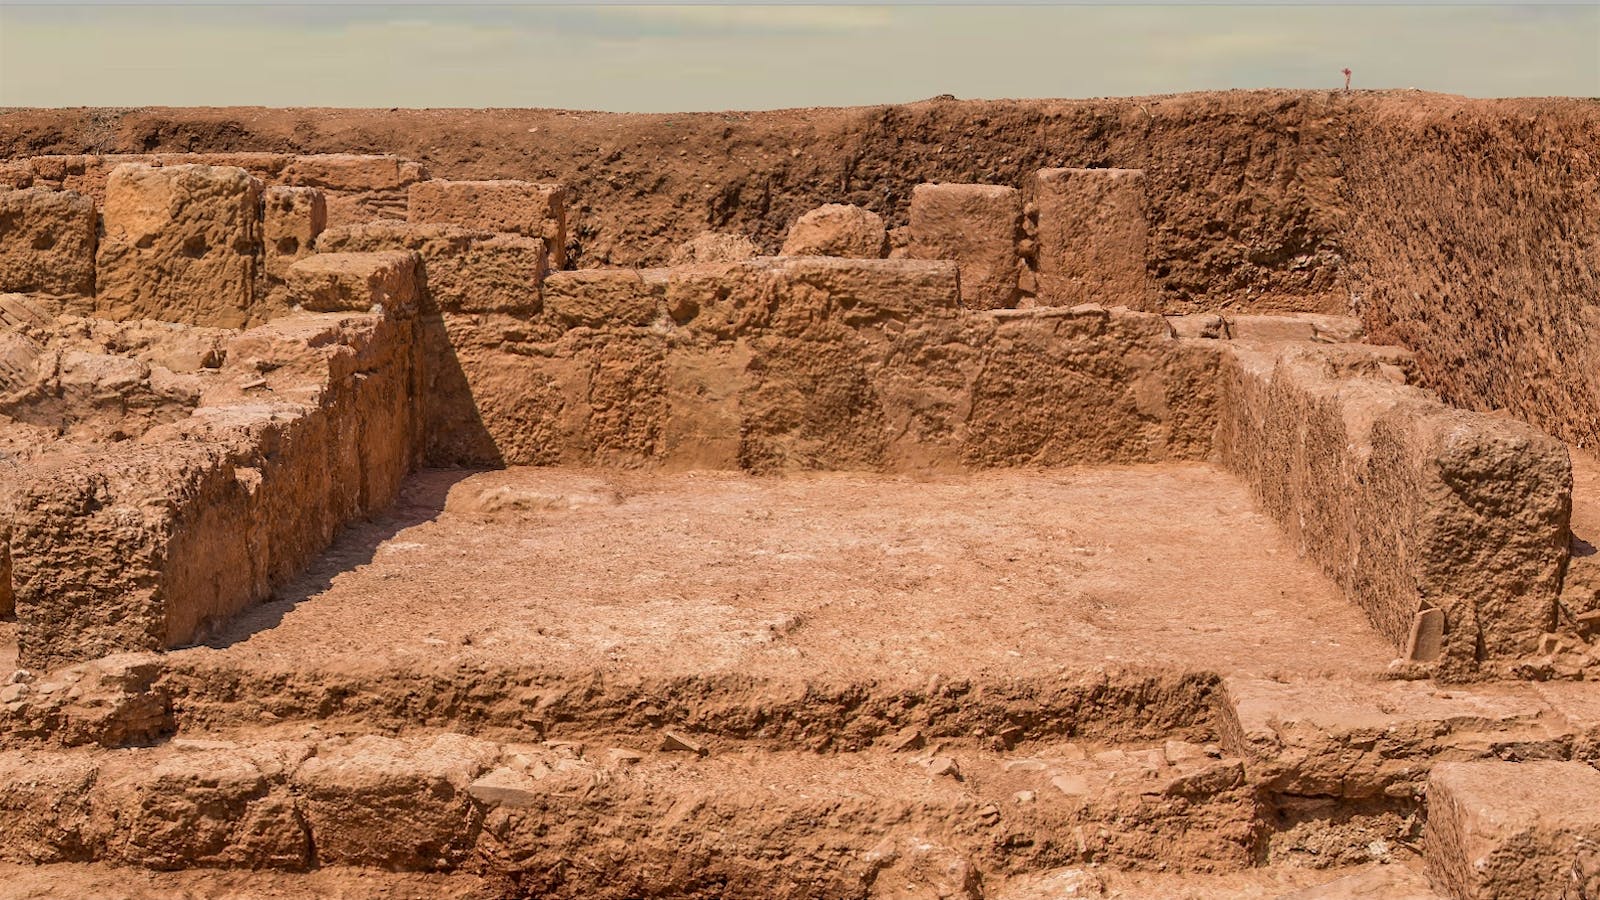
[180,463,1390,681]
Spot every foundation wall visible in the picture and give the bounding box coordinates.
[8,254,423,669]
[1215,340,1572,669]
[415,255,1220,471]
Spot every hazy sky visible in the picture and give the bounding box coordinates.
[1,2,1595,109]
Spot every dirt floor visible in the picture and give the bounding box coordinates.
[177,463,1392,682]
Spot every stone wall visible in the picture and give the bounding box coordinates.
[1215,339,1572,671]
[8,253,423,670]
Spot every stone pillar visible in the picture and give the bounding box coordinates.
[905,183,1023,310]
[1029,167,1152,310]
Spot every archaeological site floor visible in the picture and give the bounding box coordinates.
[3,92,1600,898]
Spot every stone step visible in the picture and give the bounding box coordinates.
[0,862,493,900]
[159,663,1221,753]
[0,732,1259,893]
[1217,675,1587,869]
[992,861,1441,899]
[0,650,1222,754]
[1424,760,1600,900]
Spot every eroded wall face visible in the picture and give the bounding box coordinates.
[1342,99,1600,452]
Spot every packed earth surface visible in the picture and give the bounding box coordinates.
[0,90,1598,898]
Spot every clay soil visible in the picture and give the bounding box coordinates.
[178,462,1389,682]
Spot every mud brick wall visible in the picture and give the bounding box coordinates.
[1215,341,1571,671]
[9,253,425,669]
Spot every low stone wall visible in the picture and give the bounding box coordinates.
[8,253,423,670]
[1215,340,1571,670]
[415,255,1219,471]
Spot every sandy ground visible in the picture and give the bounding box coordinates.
[178,463,1392,682]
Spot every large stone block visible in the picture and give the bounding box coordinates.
[0,188,96,296]
[10,442,258,670]
[749,257,961,336]
[285,251,422,315]
[96,164,262,328]
[318,222,544,314]
[279,154,426,192]
[1030,167,1152,310]
[1426,761,1600,900]
[543,268,664,327]
[94,745,308,869]
[961,307,1217,467]
[291,734,497,870]
[261,185,327,282]
[419,313,577,467]
[408,179,567,267]
[906,183,1023,310]
[281,154,428,228]
[779,204,887,259]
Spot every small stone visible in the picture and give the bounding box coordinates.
[660,731,707,756]
[997,725,1024,749]
[1003,758,1048,773]
[467,767,541,808]
[925,756,962,780]
[0,683,29,703]
[606,748,644,766]
[1051,773,1090,796]
[544,740,585,758]
[34,682,58,696]
[1015,790,1036,804]
[8,670,32,685]
[886,726,925,752]
[1406,607,1446,662]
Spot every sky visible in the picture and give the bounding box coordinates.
[0,2,1595,110]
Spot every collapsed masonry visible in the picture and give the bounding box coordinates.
[0,149,1593,899]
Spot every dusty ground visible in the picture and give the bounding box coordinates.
[180,463,1390,681]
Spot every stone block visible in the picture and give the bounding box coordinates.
[285,251,422,315]
[418,313,577,467]
[280,154,427,193]
[751,257,960,335]
[408,179,567,267]
[780,204,887,259]
[96,164,262,329]
[960,307,1218,467]
[1426,761,1600,900]
[291,734,498,869]
[261,185,327,282]
[317,222,544,314]
[1030,167,1152,310]
[0,752,97,863]
[543,268,664,327]
[10,442,257,670]
[0,188,96,296]
[906,183,1023,310]
[94,746,307,869]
